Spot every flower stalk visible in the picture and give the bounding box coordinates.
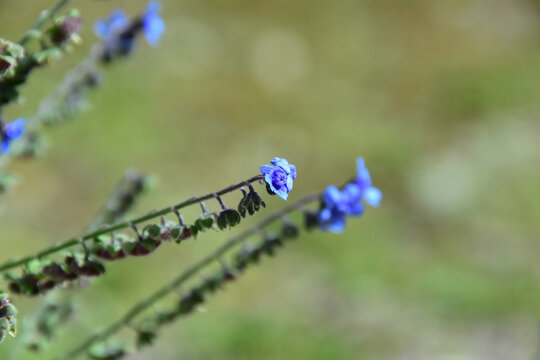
[57,191,321,360]
[0,175,264,274]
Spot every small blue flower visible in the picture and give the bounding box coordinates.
[260,157,297,201]
[318,184,363,233]
[355,157,382,207]
[94,10,130,40]
[142,1,165,46]
[1,118,25,154]
[318,158,381,233]
[94,10,134,54]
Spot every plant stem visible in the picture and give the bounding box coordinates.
[57,192,320,360]
[0,175,264,274]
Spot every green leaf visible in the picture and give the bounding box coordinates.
[197,214,215,229]
[144,224,161,238]
[304,210,320,231]
[169,226,182,240]
[226,209,241,226]
[281,222,299,239]
[141,238,159,251]
[136,330,157,349]
[122,241,137,253]
[217,212,228,230]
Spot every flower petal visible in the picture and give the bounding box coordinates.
[319,208,332,222]
[342,183,361,202]
[323,186,341,207]
[265,173,277,192]
[260,165,274,175]
[327,212,346,233]
[363,186,382,207]
[274,188,289,201]
[94,10,129,39]
[271,157,291,173]
[356,157,371,189]
[1,138,10,154]
[289,164,297,179]
[286,175,293,192]
[143,14,165,46]
[349,202,364,216]
[146,0,162,14]
[5,118,25,139]
[93,19,109,39]
[109,10,129,31]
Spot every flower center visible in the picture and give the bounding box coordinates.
[272,169,288,189]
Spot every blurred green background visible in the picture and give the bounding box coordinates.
[2,0,540,359]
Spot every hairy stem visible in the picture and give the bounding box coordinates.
[0,175,264,274]
[58,192,320,360]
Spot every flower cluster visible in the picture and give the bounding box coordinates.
[319,158,382,233]
[0,291,17,343]
[1,118,25,154]
[260,157,297,201]
[94,1,164,57]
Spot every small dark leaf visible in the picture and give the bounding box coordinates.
[217,212,228,230]
[238,190,265,218]
[195,214,214,231]
[250,191,262,207]
[237,198,247,218]
[177,227,192,243]
[42,263,67,279]
[281,222,299,239]
[189,225,199,238]
[169,226,182,240]
[144,224,162,238]
[38,280,56,292]
[262,235,283,256]
[155,311,176,325]
[129,238,161,256]
[122,241,137,253]
[79,260,106,277]
[64,256,80,275]
[136,330,157,349]
[304,210,320,231]
[225,209,241,226]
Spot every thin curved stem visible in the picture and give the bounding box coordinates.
[57,191,320,360]
[0,175,264,274]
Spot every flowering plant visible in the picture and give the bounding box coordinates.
[0,1,381,359]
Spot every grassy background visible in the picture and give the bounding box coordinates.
[1,0,540,359]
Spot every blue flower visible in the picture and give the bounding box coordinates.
[1,118,25,154]
[260,157,297,201]
[355,157,382,207]
[142,1,165,46]
[318,158,381,233]
[318,184,363,233]
[94,10,130,41]
[94,10,134,54]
